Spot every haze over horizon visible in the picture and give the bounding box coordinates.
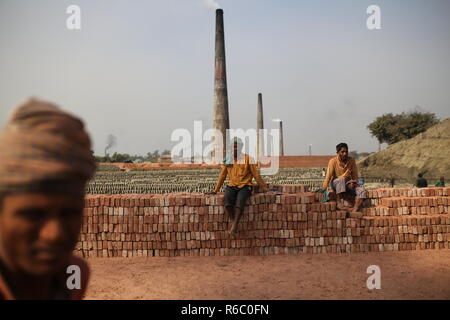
[1,0,449,156]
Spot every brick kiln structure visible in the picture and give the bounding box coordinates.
[76,186,450,258]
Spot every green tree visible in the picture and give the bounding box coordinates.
[144,150,160,162]
[94,149,171,163]
[368,111,439,147]
[110,152,131,163]
[392,111,439,143]
[367,113,400,149]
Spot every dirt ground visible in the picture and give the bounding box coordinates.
[84,250,450,300]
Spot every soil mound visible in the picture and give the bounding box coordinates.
[358,118,450,183]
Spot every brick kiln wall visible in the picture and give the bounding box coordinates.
[278,156,334,168]
[76,186,450,258]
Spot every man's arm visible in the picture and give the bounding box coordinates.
[321,159,334,190]
[212,166,228,193]
[250,163,269,192]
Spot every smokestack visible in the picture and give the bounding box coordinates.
[279,120,284,156]
[212,8,230,155]
[257,93,264,158]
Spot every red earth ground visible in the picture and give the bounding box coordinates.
[84,249,450,300]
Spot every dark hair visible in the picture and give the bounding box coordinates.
[418,173,423,178]
[336,143,348,152]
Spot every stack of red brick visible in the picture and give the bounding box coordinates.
[75,186,450,258]
[363,188,450,216]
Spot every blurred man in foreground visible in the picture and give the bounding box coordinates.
[321,143,367,216]
[0,98,96,299]
[208,138,269,236]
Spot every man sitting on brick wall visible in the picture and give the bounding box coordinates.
[321,142,367,217]
[207,138,269,236]
[0,98,96,299]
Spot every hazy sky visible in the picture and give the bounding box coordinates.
[1,0,449,156]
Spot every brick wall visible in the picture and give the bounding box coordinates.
[76,186,450,258]
[278,156,334,168]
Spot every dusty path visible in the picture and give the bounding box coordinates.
[84,250,450,300]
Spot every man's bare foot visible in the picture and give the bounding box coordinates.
[229,224,238,237]
[336,203,348,210]
[228,229,237,238]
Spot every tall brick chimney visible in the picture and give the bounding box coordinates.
[212,9,230,157]
[257,93,264,158]
[279,120,284,156]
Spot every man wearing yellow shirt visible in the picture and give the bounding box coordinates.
[321,143,367,214]
[208,138,269,236]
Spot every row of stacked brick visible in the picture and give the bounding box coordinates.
[75,186,450,258]
[362,187,450,216]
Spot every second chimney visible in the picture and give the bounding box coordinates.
[257,93,264,158]
[279,120,285,156]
